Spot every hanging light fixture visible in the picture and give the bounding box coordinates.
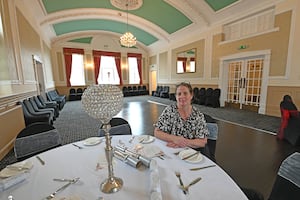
[110,0,142,47]
[119,2,137,47]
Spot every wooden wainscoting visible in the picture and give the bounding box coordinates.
[0,105,25,160]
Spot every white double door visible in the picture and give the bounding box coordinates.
[219,49,272,114]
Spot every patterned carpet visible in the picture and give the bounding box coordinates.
[0,95,281,169]
[147,96,281,134]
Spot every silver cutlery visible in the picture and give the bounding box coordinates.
[175,171,186,195]
[72,143,83,149]
[45,177,79,199]
[180,177,202,192]
[53,178,75,182]
[182,152,198,160]
[36,156,45,165]
[189,165,216,171]
[129,136,135,143]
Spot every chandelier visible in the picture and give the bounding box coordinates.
[120,31,136,47]
[111,0,142,47]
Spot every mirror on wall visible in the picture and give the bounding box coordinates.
[176,48,196,73]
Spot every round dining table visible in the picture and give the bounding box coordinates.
[0,135,248,200]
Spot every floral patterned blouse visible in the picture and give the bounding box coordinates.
[154,104,209,139]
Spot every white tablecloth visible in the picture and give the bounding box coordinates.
[0,135,248,200]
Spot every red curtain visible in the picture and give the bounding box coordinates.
[177,57,187,72]
[128,53,142,85]
[63,48,84,87]
[93,50,122,85]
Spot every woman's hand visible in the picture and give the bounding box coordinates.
[167,136,189,148]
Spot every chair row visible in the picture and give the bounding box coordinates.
[152,86,170,98]
[122,85,149,97]
[69,88,86,101]
[19,95,61,126]
[46,90,66,109]
[193,87,221,108]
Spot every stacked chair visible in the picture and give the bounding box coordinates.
[122,86,129,97]
[14,122,62,161]
[68,88,77,101]
[76,88,83,100]
[33,96,59,118]
[204,88,214,106]
[19,101,53,126]
[198,88,206,105]
[212,88,221,108]
[269,152,300,200]
[204,114,218,162]
[99,117,132,137]
[28,97,56,120]
[193,87,200,104]
[153,86,163,97]
[46,90,66,110]
[19,94,62,126]
[21,99,54,126]
[160,86,170,98]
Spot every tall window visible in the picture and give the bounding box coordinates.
[97,56,120,84]
[177,60,184,73]
[128,57,140,84]
[70,54,85,86]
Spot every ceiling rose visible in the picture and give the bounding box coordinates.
[110,0,143,10]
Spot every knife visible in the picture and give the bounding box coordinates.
[36,156,45,165]
[182,152,198,160]
[189,165,216,171]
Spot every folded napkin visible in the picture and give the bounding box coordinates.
[150,160,158,172]
[150,191,162,200]
[0,161,33,178]
[149,168,162,200]
[0,171,28,192]
[139,145,163,158]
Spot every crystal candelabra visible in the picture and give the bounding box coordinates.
[81,84,123,193]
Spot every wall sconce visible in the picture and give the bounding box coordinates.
[85,63,93,69]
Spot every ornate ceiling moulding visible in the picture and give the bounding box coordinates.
[110,0,143,10]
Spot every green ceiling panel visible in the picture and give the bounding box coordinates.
[53,19,158,46]
[42,0,192,34]
[68,37,93,44]
[205,0,239,12]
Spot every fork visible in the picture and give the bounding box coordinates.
[45,177,79,199]
[179,177,202,193]
[175,171,186,195]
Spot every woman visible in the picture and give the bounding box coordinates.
[154,82,208,149]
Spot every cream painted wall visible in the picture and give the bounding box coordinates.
[0,0,54,101]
